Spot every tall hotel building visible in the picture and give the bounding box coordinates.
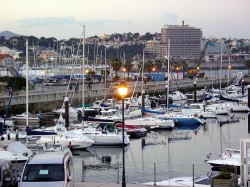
[161,21,202,59]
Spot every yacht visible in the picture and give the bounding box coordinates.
[70,123,130,146]
[36,132,95,149]
[0,141,33,162]
[11,112,41,128]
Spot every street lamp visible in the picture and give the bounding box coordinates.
[118,81,128,187]
[228,65,231,86]
[122,68,126,79]
[176,66,179,81]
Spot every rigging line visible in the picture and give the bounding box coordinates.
[69,37,83,107]
[127,66,142,113]
[56,35,84,124]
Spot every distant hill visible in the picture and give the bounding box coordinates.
[0,31,19,39]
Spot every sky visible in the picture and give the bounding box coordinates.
[1,0,250,40]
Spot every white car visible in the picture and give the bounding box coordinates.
[19,150,74,187]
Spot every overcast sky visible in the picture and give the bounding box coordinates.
[1,0,249,40]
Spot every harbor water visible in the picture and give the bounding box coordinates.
[72,113,250,183]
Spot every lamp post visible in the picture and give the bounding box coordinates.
[118,82,128,187]
[227,64,231,86]
[122,68,126,79]
[176,66,179,81]
[196,66,200,79]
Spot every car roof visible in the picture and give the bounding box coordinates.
[28,152,69,165]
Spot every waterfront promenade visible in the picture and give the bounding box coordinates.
[0,78,229,113]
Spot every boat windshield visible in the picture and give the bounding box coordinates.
[22,164,64,182]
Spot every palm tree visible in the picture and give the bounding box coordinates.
[101,69,110,82]
[155,59,163,73]
[124,60,134,79]
[87,70,96,80]
[111,57,122,76]
[245,60,250,74]
[144,60,154,75]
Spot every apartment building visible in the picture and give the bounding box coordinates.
[161,21,202,59]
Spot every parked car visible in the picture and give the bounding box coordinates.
[43,79,55,86]
[0,159,18,187]
[19,151,74,187]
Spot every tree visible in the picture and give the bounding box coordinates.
[245,60,250,74]
[111,57,122,76]
[144,60,154,75]
[123,60,134,79]
[101,69,110,82]
[87,70,96,80]
[155,59,163,73]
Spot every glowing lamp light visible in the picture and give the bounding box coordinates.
[196,66,200,70]
[228,65,232,69]
[118,82,128,98]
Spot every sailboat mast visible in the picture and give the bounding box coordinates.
[104,47,107,100]
[26,39,29,128]
[82,25,85,117]
[167,39,170,112]
[220,41,223,90]
[142,49,145,91]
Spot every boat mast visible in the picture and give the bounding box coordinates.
[26,39,29,128]
[167,39,170,113]
[104,47,107,100]
[82,25,85,122]
[219,41,223,90]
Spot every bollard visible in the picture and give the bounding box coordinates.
[165,85,168,108]
[141,90,145,116]
[154,163,156,186]
[82,160,85,182]
[117,161,120,184]
[242,79,245,96]
[64,97,69,130]
[194,81,197,103]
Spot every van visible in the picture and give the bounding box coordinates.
[19,151,74,187]
[0,159,18,187]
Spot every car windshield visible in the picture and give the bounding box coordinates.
[22,164,64,182]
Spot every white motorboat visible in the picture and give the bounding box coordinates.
[170,91,187,101]
[188,103,217,119]
[125,117,175,130]
[0,141,33,162]
[52,106,78,122]
[206,149,241,168]
[36,132,95,149]
[206,103,229,115]
[11,112,41,127]
[144,176,210,186]
[94,109,130,121]
[70,123,130,146]
[0,117,15,128]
